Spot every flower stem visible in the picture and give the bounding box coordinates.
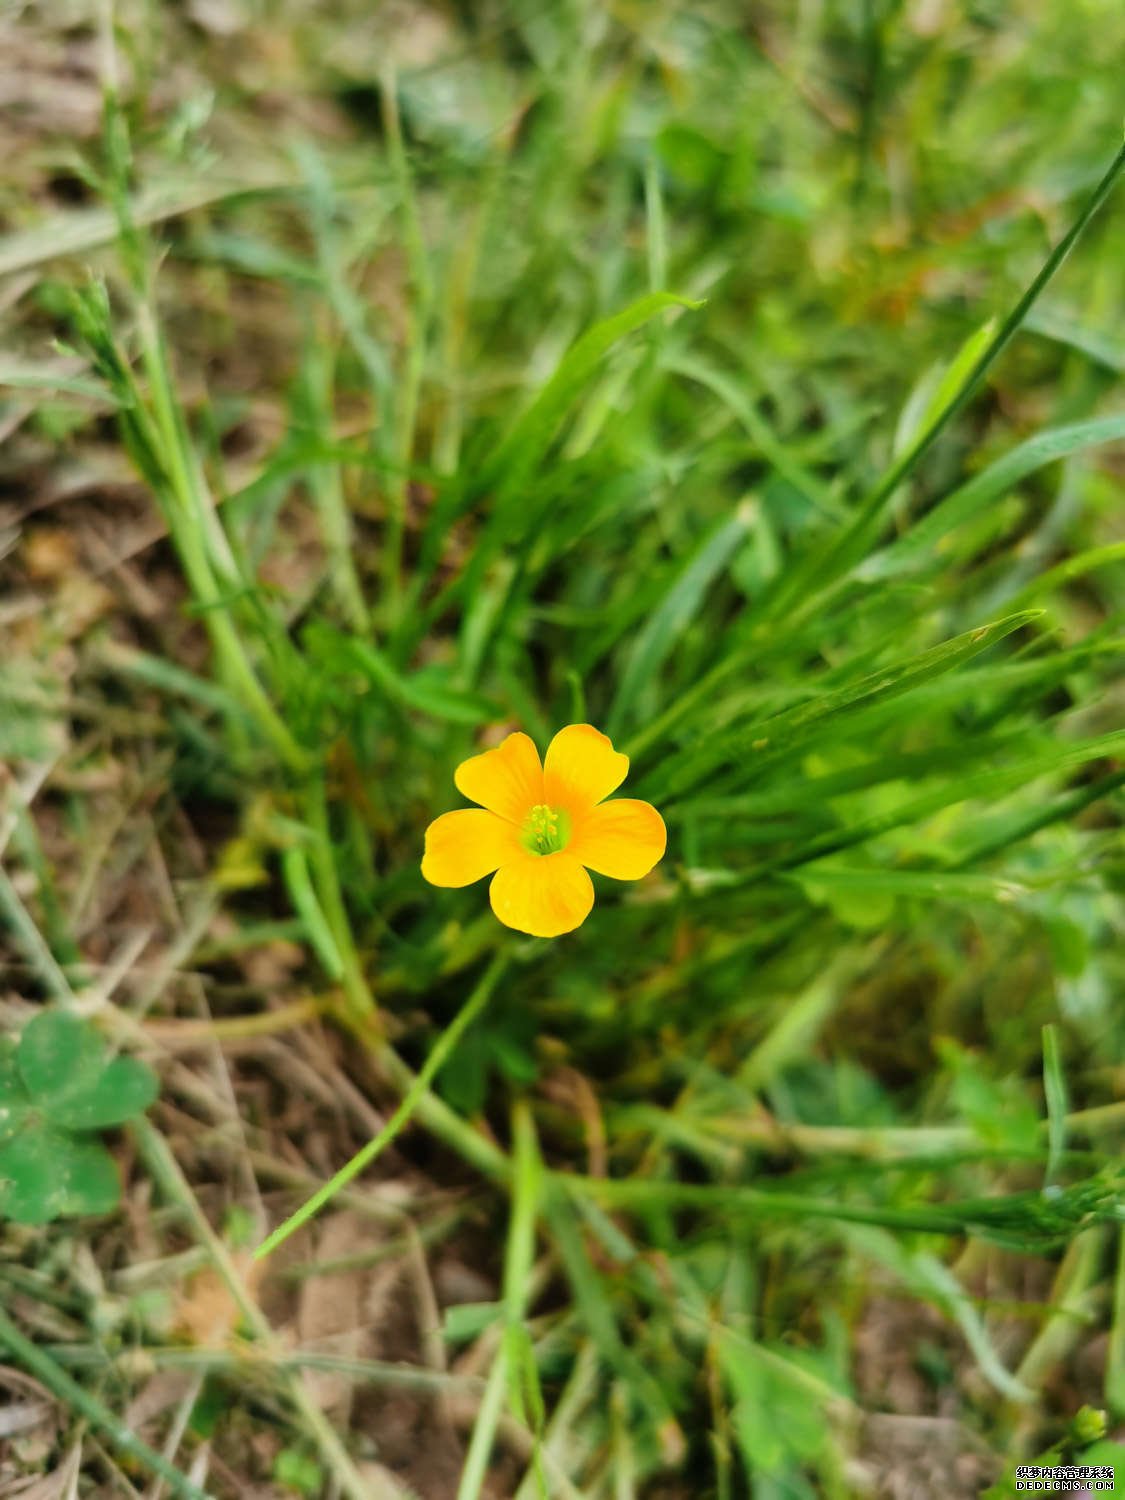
[254,954,510,1260]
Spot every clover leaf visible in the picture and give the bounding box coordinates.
[0,1010,158,1225]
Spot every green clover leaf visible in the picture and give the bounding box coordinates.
[18,1009,106,1105]
[0,1010,158,1226]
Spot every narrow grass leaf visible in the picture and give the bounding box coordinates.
[1042,1025,1069,1191]
[1109,1232,1125,1417]
[608,503,754,735]
[666,355,842,519]
[1024,305,1125,372]
[0,169,298,278]
[281,848,345,982]
[658,610,1042,798]
[723,729,1125,885]
[913,318,998,447]
[481,292,702,505]
[869,414,1125,577]
[791,867,1029,903]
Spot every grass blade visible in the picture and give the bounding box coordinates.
[608,503,754,736]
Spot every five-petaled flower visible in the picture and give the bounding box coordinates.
[421,724,666,938]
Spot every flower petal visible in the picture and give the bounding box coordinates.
[454,732,545,824]
[543,724,629,813]
[489,853,594,938]
[421,810,520,887]
[571,799,667,880]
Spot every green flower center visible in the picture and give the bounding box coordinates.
[521,803,571,856]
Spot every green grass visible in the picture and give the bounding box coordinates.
[2,2,1125,1496]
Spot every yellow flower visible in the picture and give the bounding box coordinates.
[421,724,667,938]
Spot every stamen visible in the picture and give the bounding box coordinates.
[522,803,570,856]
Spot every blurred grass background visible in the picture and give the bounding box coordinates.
[1,1,1124,1496]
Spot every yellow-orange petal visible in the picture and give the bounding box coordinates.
[570,799,667,880]
[489,853,594,938]
[543,724,629,814]
[454,732,545,825]
[421,810,520,888]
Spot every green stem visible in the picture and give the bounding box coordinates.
[370,1025,513,1184]
[255,954,510,1260]
[458,1099,542,1500]
[698,1096,1125,1159]
[48,1341,486,1394]
[303,778,377,1021]
[0,863,76,1004]
[133,308,305,772]
[280,846,346,982]
[1108,1228,1125,1416]
[379,64,433,617]
[557,1171,1118,1243]
[1014,1228,1107,1391]
[303,332,369,632]
[0,1303,210,1500]
[456,1345,512,1500]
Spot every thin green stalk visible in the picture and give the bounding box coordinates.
[644,151,668,295]
[379,64,433,615]
[301,332,369,632]
[853,0,887,202]
[457,1344,512,1500]
[255,954,509,1259]
[280,846,345,982]
[433,145,507,476]
[132,305,306,772]
[512,1340,600,1500]
[1042,1023,1069,1191]
[558,1171,1121,1244]
[1014,1228,1107,1392]
[1109,1228,1125,1416]
[78,287,301,772]
[700,1097,1125,1159]
[611,1381,639,1500]
[49,1341,485,1396]
[504,1099,543,1328]
[303,777,377,1021]
[0,1303,210,1500]
[0,863,76,1004]
[95,92,304,772]
[951,768,1125,869]
[10,808,81,972]
[1005,539,1125,611]
[458,1098,543,1500]
[367,1022,512,1185]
